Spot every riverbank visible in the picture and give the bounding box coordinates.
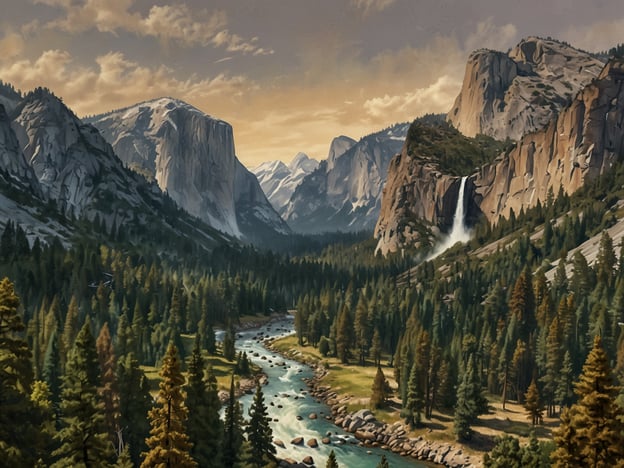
[265,339,480,468]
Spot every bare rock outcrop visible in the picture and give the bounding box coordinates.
[475,58,624,221]
[448,37,605,141]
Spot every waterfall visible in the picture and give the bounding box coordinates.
[427,176,471,259]
[448,176,471,244]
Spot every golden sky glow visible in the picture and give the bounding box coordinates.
[2,1,623,167]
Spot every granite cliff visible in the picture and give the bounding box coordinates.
[375,56,624,255]
[88,98,290,242]
[448,37,605,141]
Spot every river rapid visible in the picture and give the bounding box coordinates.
[231,315,426,468]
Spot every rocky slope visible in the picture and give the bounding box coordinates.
[374,123,498,255]
[376,57,624,255]
[448,37,605,141]
[252,152,319,214]
[474,58,624,222]
[282,124,409,234]
[88,98,290,242]
[0,87,227,250]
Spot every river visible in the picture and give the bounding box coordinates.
[231,315,427,468]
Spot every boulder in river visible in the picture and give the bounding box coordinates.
[302,455,314,465]
[309,413,317,420]
[307,438,318,448]
[274,439,285,448]
[290,437,304,445]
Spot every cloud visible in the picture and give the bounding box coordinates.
[464,17,518,52]
[33,0,273,55]
[350,0,396,14]
[0,32,25,60]
[0,49,253,116]
[561,17,624,52]
[363,74,461,118]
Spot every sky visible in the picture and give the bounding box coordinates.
[1,0,623,168]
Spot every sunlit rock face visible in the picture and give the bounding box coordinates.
[474,59,624,222]
[89,97,290,242]
[448,37,605,141]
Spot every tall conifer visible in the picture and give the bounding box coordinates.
[53,321,114,467]
[141,343,196,467]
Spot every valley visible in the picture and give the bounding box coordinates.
[0,8,624,467]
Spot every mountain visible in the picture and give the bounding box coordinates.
[374,122,506,255]
[0,87,228,251]
[375,51,624,255]
[0,81,21,114]
[252,152,319,213]
[87,98,290,244]
[474,58,624,222]
[448,36,605,141]
[281,124,410,234]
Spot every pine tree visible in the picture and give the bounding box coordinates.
[404,361,424,426]
[370,328,382,367]
[483,435,522,467]
[96,323,121,450]
[551,335,624,466]
[117,353,151,467]
[223,376,245,468]
[53,321,114,467]
[326,449,339,468]
[141,343,196,467]
[223,323,236,361]
[335,304,352,364]
[42,327,62,412]
[555,350,574,412]
[354,292,370,365]
[30,380,57,466]
[370,366,388,409]
[454,356,479,441]
[524,378,544,426]
[186,336,223,467]
[246,383,275,467]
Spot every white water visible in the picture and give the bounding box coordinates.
[229,317,425,467]
[428,176,471,259]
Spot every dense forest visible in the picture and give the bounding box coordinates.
[2,144,624,466]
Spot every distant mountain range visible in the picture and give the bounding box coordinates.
[252,152,319,214]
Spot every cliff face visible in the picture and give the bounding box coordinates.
[0,104,41,195]
[375,58,624,255]
[89,98,290,242]
[90,98,241,237]
[475,59,624,221]
[374,124,486,255]
[448,37,605,141]
[283,124,408,234]
[10,89,149,219]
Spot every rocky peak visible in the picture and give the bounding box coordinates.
[289,152,318,173]
[448,37,605,141]
[0,104,41,196]
[283,123,408,234]
[10,89,128,216]
[89,98,241,237]
[89,97,290,243]
[251,153,319,215]
[0,81,22,113]
[475,57,624,222]
[327,135,356,170]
